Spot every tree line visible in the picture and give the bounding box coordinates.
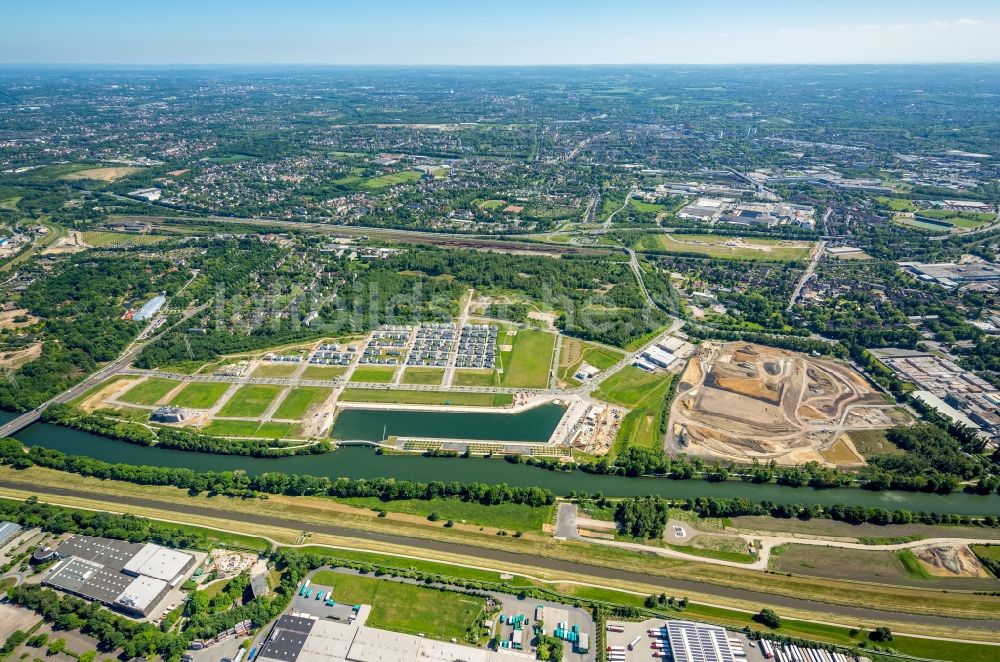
[0,438,555,507]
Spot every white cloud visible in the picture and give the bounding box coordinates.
[955,18,984,26]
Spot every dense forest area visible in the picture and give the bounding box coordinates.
[0,255,190,410]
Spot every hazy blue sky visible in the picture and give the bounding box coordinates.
[3,0,998,65]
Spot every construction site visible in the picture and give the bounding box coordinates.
[667,342,905,466]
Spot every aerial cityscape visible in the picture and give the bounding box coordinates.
[0,2,998,662]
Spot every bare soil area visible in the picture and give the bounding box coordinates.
[914,545,992,578]
[668,342,891,466]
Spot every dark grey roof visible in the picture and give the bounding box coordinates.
[55,535,145,572]
[257,615,316,662]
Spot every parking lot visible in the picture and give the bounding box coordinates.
[288,581,366,625]
[496,596,593,662]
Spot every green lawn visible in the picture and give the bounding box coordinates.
[339,388,512,407]
[306,572,485,641]
[970,545,1000,577]
[295,547,519,584]
[500,329,555,388]
[340,496,554,531]
[349,367,398,383]
[252,363,300,377]
[401,367,445,385]
[302,365,348,380]
[273,387,331,420]
[199,420,260,437]
[200,420,301,439]
[557,337,624,384]
[594,365,671,407]
[896,550,932,579]
[452,369,499,386]
[169,382,231,409]
[216,384,282,417]
[118,378,181,406]
[362,170,421,189]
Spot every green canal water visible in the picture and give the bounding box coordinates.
[3,412,999,514]
[330,404,566,442]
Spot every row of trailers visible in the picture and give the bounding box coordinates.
[759,639,853,662]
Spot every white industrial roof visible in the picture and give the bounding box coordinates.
[115,575,168,612]
[123,543,194,582]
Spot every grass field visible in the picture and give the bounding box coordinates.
[452,369,498,387]
[896,549,933,580]
[614,374,673,453]
[970,545,1000,578]
[594,366,670,407]
[169,382,230,409]
[847,429,901,458]
[767,544,988,588]
[338,388,512,407]
[637,233,813,262]
[306,572,484,641]
[272,387,331,420]
[118,378,181,405]
[340,496,554,531]
[401,367,445,385]
[81,231,169,248]
[500,329,555,388]
[557,337,624,385]
[349,367,397,383]
[301,365,348,380]
[362,170,421,189]
[216,384,282,417]
[61,166,140,182]
[895,217,952,233]
[666,543,756,564]
[251,363,300,378]
[200,420,301,439]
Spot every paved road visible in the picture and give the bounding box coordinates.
[603,187,637,229]
[2,481,996,631]
[555,502,578,539]
[786,238,827,312]
[0,303,208,439]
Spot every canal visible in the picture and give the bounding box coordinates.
[4,413,999,514]
[330,404,565,443]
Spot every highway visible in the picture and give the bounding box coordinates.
[0,302,208,439]
[0,480,995,632]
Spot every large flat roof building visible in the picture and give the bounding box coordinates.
[133,295,166,322]
[899,261,1000,287]
[0,521,22,548]
[256,613,503,662]
[666,620,736,662]
[44,535,196,617]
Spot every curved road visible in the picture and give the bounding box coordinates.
[2,480,996,632]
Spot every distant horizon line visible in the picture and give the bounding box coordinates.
[1,61,999,69]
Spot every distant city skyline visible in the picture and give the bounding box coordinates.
[2,0,999,66]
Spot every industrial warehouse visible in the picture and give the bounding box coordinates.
[41,535,197,618]
[256,612,514,662]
